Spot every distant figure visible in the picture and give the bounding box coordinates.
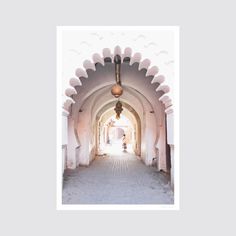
[122,134,127,150]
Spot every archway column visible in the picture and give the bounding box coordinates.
[143,111,157,165]
[76,109,92,166]
[170,144,174,190]
[67,116,79,169]
[62,109,69,174]
[166,109,174,189]
[156,125,167,171]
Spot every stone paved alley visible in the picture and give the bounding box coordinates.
[63,145,174,205]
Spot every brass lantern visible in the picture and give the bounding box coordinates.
[114,101,123,119]
[111,54,123,98]
[111,84,123,98]
[111,55,124,119]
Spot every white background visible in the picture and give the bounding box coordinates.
[0,0,235,235]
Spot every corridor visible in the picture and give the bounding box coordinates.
[62,147,174,204]
[59,28,177,207]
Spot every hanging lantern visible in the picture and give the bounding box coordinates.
[111,54,123,98]
[111,55,123,118]
[114,101,123,119]
[111,84,123,98]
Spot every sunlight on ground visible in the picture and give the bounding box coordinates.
[103,140,133,155]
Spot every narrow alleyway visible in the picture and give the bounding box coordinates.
[62,145,174,204]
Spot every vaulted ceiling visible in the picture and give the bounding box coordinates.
[59,27,176,114]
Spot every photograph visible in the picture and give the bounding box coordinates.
[2,0,236,234]
[57,26,179,210]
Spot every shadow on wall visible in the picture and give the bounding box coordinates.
[75,145,80,166]
[89,146,96,163]
[152,148,159,168]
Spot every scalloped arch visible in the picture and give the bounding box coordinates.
[63,46,173,112]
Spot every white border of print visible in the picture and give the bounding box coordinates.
[56,26,179,210]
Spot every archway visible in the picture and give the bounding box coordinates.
[99,114,134,154]
[95,101,142,157]
[59,27,178,206]
[61,46,175,187]
[62,46,173,113]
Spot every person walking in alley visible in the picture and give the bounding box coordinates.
[122,134,127,151]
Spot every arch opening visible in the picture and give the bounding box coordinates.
[95,102,142,158]
[62,46,173,114]
[62,46,174,188]
[98,114,135,155]
[59,29,177,205]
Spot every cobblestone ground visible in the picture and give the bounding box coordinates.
[62,148,174,204]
